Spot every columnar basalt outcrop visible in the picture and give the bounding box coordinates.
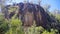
[4,3,55,29]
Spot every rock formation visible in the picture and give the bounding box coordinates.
[3,3,56,29]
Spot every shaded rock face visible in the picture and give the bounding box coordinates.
[18,3,48,28]
[4,3,49,28]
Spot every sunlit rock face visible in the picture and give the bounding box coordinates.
[4,2,52,29]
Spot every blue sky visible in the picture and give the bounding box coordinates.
[41,0,60,11]
[6,0,60,11]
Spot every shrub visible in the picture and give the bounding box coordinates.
[5,14,24,34]
[0,14,9,34]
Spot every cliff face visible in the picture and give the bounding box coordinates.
[17,3,48,28]
[4,3,55,29]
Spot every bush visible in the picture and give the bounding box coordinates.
[0,14,9,34]
[5,14,24,34]
[55,14,60,23]
[42,29,58,34]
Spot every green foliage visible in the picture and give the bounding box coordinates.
[24,22,58,34]
[0,13,59,34]
[0,10,60,34]
[42,29,58,34]
[28,26,44,34]
[55,14,60,23]
[8,6,18,13]
[10,18,22,26]
[23,22,44,34]
[0,14,9,34]
[5,14,24,34]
